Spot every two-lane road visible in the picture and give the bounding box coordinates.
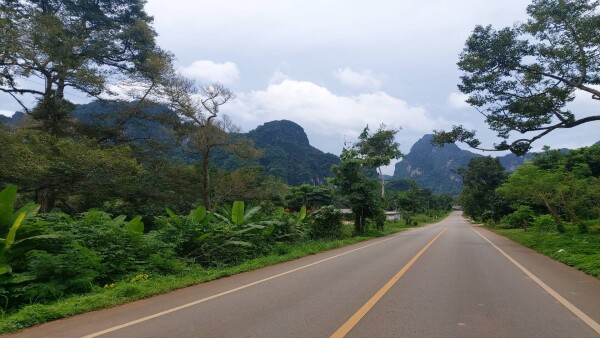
[9,212,600,337]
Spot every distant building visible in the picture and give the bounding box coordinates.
[385,211,402,221]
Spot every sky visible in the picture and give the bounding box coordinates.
[1,0,599,174]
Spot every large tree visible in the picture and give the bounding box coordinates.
[330,148,383,234]
[330,125,401,233]
[354,124,403,197]
[434,0,600,155]
[459,156,508,221]
[162,76,260,210]
[0,0,170,136]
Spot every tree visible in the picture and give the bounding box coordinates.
[498,150,600,226]
[162,76,260,210]
[286,184,333,210]
[355,125,403,197]
[0,129,141,212]
[433,0,600,155]
[329,148,383,234]
[0,0,170,136]
[459,156,508,221]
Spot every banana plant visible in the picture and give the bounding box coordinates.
[217,201,261,227]
[214,201,265,247]
[188,205,213,225]
[0,185,57,276]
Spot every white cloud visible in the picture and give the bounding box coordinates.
[179,60,240,85]
[333,68,383,90]
[225,79,439,154]
[269,70,289,85]
[0,110,14,117]
[447,92,471,109]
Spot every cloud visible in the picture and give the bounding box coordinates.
[179,60,240,85]
[447,92,471,109]
[225,78,440,154]
[333,68,383,90]
[269,70,289,85]
[0,110,14,117]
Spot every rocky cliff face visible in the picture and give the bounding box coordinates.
[392,134,535,194]
[247,120,339,186]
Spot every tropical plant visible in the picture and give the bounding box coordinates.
[0,185,56,276]
[309,205,343,239]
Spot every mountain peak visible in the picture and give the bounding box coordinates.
[394,134,475,194]
[249,120,310,147]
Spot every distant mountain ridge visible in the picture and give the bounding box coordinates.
[392,134,535,194]
[392,135,476,194]
[0,103,339,186]
[3,104,595,191]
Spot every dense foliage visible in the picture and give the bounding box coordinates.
[0,183,363,312]
[458,156,508,222]
[459,145,600,235]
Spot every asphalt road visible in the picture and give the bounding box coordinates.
[7,211,600,337]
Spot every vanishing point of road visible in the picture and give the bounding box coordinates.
[8,211,600,337]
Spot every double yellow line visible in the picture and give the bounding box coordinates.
[331,226,450,337]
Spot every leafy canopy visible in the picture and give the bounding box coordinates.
[434,0,600,155]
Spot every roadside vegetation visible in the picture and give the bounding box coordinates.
[0,182,448,332]
[458,145,600,277]
[495,225,600,278]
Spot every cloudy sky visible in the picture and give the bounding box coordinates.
[2,0,598,174]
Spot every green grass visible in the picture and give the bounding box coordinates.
[492,224,600,278]
[0,215,446,333]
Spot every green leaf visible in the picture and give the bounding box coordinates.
[244,206,261,221]
[0,184,17,230]
[275,206,285,218]
[225,240,253,247]
[189,205,207,223]
[5,273,36,284]
[165,208,182,226]
[6,212,26,249]
[11,202,40,225]
[112,215,127,225]
[197,232,213,242]
[200,212,213,226]
[232,201,245,226]
[0,264,12,275]
[299,206,307,222]
[12,234,60,246]
[262,224,275,237]
[125,216,144,234]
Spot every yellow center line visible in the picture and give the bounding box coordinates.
[471,226,600,335]
[330,225,450,338]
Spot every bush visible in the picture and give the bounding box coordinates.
[532,214,557,232]
[501,205,535,229]
[309,205,343,239]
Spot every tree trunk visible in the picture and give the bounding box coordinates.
[379,167,385,198]
[354,208,365,234]
[36,187,56,213]
[202,151,211,210]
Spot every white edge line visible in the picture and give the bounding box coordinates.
[471,226,600,335]
[82,226,428,337]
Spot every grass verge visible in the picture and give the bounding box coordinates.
[0,214,446,333]
[491,225,600,278]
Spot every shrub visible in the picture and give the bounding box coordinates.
[532,214,557,232]
[501,205,535,229]
[309,205,343,239]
